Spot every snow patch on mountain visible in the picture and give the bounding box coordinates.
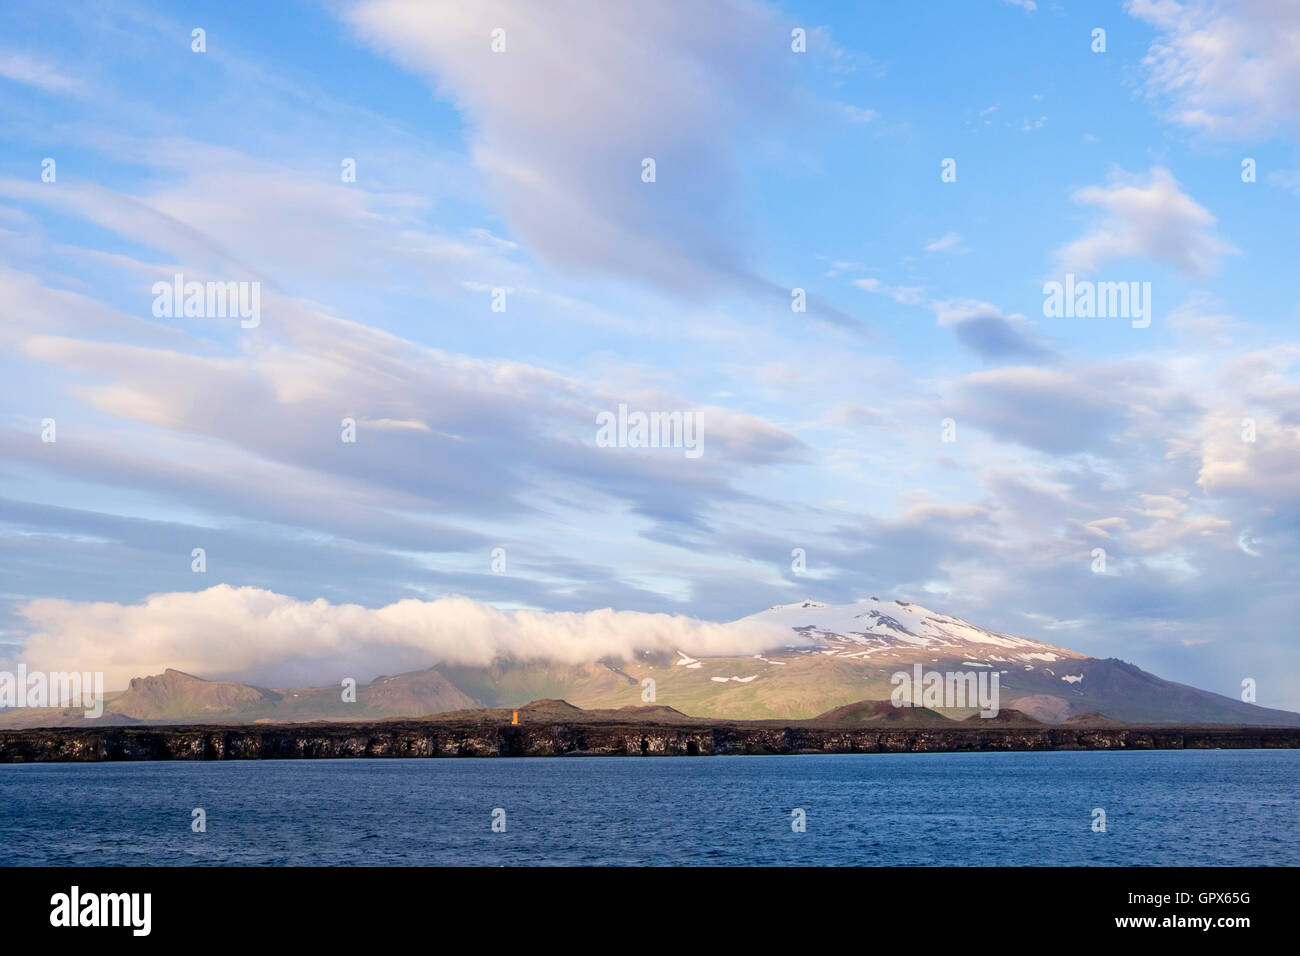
[739,598,1085,664]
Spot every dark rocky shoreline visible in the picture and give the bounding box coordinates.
[2,719,1298,762]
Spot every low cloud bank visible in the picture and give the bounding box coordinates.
[13,585,799,689]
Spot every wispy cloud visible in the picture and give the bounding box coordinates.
[1127,0,1300,138]
[0,50,85,96]
[924,231,966,254]
[343,0,802,306]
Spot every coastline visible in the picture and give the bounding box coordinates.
[2,719,1298,762]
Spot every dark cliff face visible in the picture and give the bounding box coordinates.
[1,720,1297,762]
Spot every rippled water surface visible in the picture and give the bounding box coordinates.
[1,750,1295,865]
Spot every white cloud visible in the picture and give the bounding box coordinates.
[0,51,85,96]
[1196,412,1300,502]
[852,276,925,305]
[15,585,799,689]
[0,160,516,298]
[1053,167,1237,278]
[1266,169,1300,194]
[1165,293,1240,346]
[7,264,806,542]
[1197,346,1300,502]
[342,0,797,298]
[924,231,965,253]
[816,401,886,429]
[1127,0,1300,138]
[806,25,886,77]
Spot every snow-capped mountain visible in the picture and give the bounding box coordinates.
[5,597,1298,728]
[721,597,1298,726]
[740,598,1086,666]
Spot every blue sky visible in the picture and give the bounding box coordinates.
[2,0,1299,705]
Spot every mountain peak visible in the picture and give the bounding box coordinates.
[765,600,828,612]
[740,597,1083,663]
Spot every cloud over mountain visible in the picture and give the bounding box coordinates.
[13,585,798,689]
